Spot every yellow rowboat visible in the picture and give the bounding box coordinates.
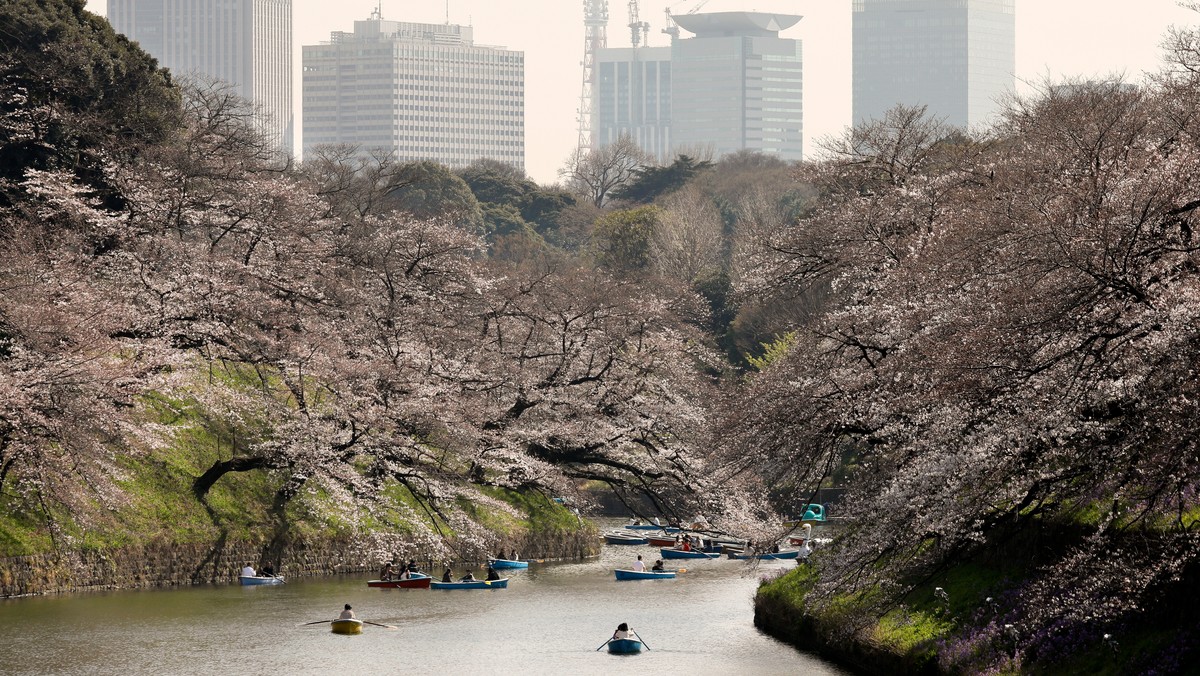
[331,618,363,635]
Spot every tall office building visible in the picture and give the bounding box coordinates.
[107,0,293,153]
[594,46,672,162]
[853,0,1015,128]
[303,14,525,170]
[669,12,804,161]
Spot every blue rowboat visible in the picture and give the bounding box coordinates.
[488,558,529,569]
[614,569,675,580]
[728,549,801,560]
[660,548,717,560]
[239,575,285,586]
[430,578,509,589]
[607,638,643,654]
[604,532,649,545]
[330,618,362,635]
[367,573,431,589]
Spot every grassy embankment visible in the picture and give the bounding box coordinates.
[755,515,1200,675]
[0,377,588,561]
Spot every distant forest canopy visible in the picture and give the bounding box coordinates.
[4,1,1200,671]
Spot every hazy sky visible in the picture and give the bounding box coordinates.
[86,0,1200,184]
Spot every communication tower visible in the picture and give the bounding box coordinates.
[628,0,650,48]
[576,0,610,152]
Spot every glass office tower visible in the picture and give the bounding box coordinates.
[108,0,293,153]
[594,46,672,162]
[302,16,525,171]
[670,12,804,161]
[853,0,1015,128]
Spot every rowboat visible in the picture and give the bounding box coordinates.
[614,569,675,580]
[622,524,681,533]
[367,573,431,588]
[660,548,717,560]
[488,558,529,569]
[430,578,509,589]
[331,618,363,635]
[603,532,649,545]
[727,549,801,560]
[647,536,677,547]
[607,638,643,654]
[239,575,285,586]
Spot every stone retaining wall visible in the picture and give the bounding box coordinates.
[1,525,601,598]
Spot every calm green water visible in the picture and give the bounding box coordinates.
[0,540,847,675]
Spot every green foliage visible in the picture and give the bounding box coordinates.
[458,158,535,204]
[746,332,798,371]
[384,160,482,228]
[612,154,714,204]
[0,0,181,207]
[591,206,659,273]
[519,188,576,236]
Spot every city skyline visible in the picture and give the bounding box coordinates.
[87,0,1200,184]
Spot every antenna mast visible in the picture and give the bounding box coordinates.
[576,0,609,152]
[628,0,649,48]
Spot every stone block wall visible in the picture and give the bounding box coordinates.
[1,524,601,597]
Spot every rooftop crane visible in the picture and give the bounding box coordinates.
[661,0,710,41]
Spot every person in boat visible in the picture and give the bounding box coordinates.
[630,518,642,526]
[509,549,518,562]
[240,563,256,578]
[380,562,395,581]
[261,563,275,577]
[651,559,665,572]
[486,566,500,581]
[461,571,476,582]
[407,559,419,574]
[338,604,356,620]
[680,538,691,552]
[442,568,453,583]
[613,622,632,640]
[771,543,781,554]
[632,554,646,572]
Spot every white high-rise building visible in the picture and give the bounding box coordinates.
[593,12,803,163]
[670,12,804,161]
[853,0,1015,128]
[302,14,525,170]
[107,0,293,153]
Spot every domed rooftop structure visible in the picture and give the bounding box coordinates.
[670,11,802,38]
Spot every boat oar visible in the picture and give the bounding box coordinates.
[595,638,612,651]
[362,620,398,629]
[632,629,651,650]
[298,619,334,626]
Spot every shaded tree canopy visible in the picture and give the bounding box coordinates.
[0,0,181,208]
[612,154,714,204]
